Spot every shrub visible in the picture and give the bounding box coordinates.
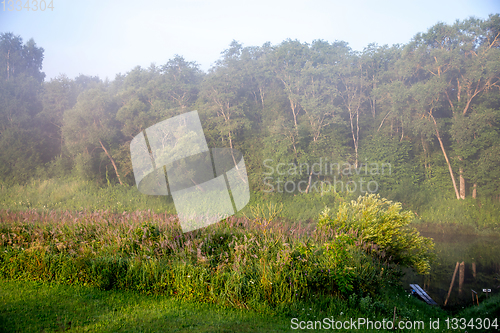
[318,193,435,275]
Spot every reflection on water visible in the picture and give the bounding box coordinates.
[402,231,500,308]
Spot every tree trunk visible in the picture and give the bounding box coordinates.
[459,168,465,200]
[431,115,460,199]
[472,183,477,199]
[290,99,298,129]
[99,140,123,185]
[259,86,265,107]
[304,168,314,194]
[400,119,404,142]
[349,107,359,169]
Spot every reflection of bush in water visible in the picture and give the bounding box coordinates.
[403,233,500,306]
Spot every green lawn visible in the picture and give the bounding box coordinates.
[0,280,295,333]
[2,279,499,332]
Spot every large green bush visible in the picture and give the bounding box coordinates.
[318,193,435,275]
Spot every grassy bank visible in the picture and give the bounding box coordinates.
[0,204,403,309]
[414,197,500,235]
[2,178,499,234]
[0,178,337,222]
[0,195,435,318]
[1,279,498,332]
[0,187,498,332]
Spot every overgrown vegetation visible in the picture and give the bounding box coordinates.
[318,194,435,275]
[0,194,432,311]
[1,13,499,332]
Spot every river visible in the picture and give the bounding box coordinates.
[402,230,500,309]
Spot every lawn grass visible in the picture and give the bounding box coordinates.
[3,279,498,333]
[0,279,296,333]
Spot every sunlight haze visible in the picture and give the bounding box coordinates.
[0,0,499,80]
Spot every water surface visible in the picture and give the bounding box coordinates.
[402,230,500,309]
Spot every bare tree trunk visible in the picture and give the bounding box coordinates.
[431,115,460,199]
[349,107,359,169]
[459,168,465,200]
[259,86,265,108]
[355,106,359,168]
[290,99,299,129]
[400,119,404,142]
[304,168,314,194]
[99,140,123,185]
[472,183,477,199]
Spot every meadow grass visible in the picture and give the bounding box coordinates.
[1,178,498,235]
[0,177,338,224]
[415,196,500,235]
[2,279,497,332]
[0,178,176,213]
[0,279,294,332]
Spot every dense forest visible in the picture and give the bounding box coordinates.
[1,14,499,210]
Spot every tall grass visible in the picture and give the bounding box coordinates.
[0,208,399,311]
[0,177,345,222]
[417,197,500,234]
[2,178,498,235]
[0,178,176,213]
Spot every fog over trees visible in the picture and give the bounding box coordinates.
[1,14,499,203]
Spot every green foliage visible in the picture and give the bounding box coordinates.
[0,207,400,310]
[0,128,45,184]
[318,194,435,275]
[3,16,500,209]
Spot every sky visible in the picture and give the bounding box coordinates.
[0,0,499,81]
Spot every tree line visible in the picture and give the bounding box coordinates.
[1,14,499,203]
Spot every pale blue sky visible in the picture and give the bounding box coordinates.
[1,0,498,80]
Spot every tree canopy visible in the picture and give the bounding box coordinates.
[1,15,499,203]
